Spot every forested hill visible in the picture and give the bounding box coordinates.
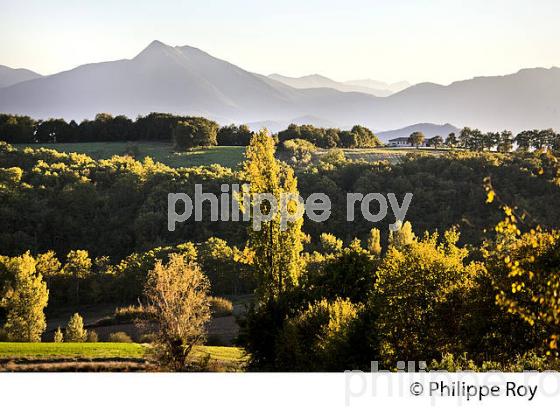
[1,142,559,260]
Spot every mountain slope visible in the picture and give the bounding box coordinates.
[0,42,560,133]
[268,73,395,96]
[0,41,309,121]
[0,65,42,88]
[373,67,560,132]
[377,123,460,142]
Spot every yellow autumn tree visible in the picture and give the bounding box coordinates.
[490,206,560,355]
[242,129,304,301]
[375,226,482,365]
[0,252,49,342]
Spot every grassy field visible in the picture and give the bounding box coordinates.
[0,342,146,359]
[0,342,246,360]
[339,147,449,163]
[14,141,449,169]
[14,142,246,169]
[0,342,248,371]
[191,345,248,364]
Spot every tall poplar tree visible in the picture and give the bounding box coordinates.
[243,129,304,301]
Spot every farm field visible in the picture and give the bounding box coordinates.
[14,142,246,169]
[0,342,146,359]
[0,343,247,372]
[15,141,450,168]
[336,147,450,163]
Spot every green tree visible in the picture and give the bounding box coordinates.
[1,252,49,342]
[243,129,304,301]
[275,298,360,371]
[198,237,242,294]
[320,233,343,254]
[62,250,92,305]
[427,135,443,149]
[54,327,64,343]
[309,238,377,303]
[375,227,482,364]
[491,207,560,354]
[65,313,87,342]
[497,130,514,153]
[173,121,199,150]
[408,131,425,148]
[482,132,499,151]
[388,221,415,248]
[217,124,253,146]
[367,228,382,255]
[172,119,218,150]
[0,114,36,143]
[459,127,473,149]
[35,118,75,143]
[35,250,61,289]
[533,129,551,151]
[514,130,534,152]
[445,132,458,147]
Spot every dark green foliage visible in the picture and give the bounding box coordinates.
[304,239,378,303]
[0,143,244,259]
[0,112,221,144]
[274,298,361,371]
[173,119,218,150]
[277,123,380,148]
[299,151,560,248]
[217,124,253,146]
[278,138,315,165]
[0,114,36,143]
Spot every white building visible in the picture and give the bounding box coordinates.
[388,137,411,147]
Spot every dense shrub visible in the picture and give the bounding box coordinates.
[275,298,360,371]
[108,331,133,343]
[428,352,560,372]
[53,327,63,343]
[113,305,149,323]
[65,313,87,342]
[209,296,234,317]
[86,330,99,343]
[278,138,315,165]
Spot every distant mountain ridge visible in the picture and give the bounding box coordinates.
[377,123,461,142]
[0,65,42,88]
[268,73,407,97]
[1,41,560,133]
[344,79,410,93]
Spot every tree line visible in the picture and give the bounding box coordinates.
[409,128,560,152]
[0,112,222,145]
[0,112,381,150]
[3,110,559,153]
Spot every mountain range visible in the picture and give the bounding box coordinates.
[377,123,461,142]
[0,65,42,88]
[1,40,559,133]
[268,74,409,97]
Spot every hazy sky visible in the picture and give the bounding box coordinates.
[1,0,559,84]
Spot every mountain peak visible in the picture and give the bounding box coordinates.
[134,40,177,60]
[146,40,168,49]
